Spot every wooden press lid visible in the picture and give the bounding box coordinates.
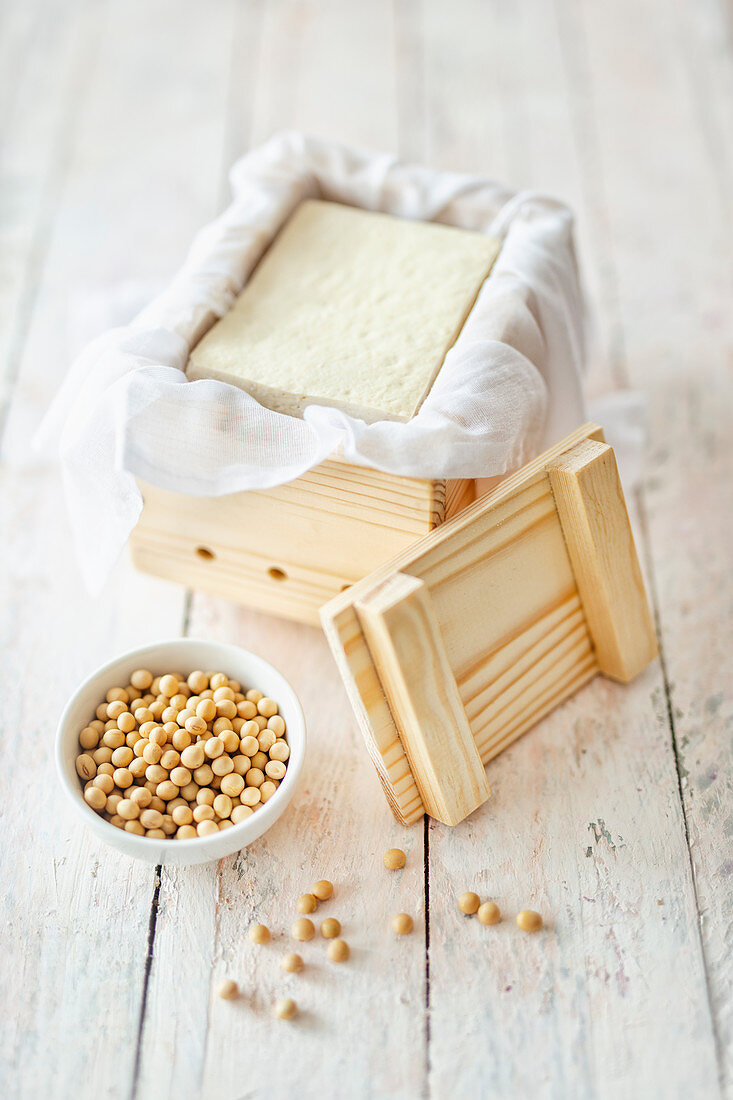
[320,423,657,828]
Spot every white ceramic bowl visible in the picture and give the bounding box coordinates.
[56,638,306,865]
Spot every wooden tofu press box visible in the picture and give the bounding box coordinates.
[130,200,658,826]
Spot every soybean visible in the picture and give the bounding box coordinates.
[383,848,406,871]
[516,909,543,933]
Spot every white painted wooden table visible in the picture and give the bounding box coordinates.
[1,1,731,1097]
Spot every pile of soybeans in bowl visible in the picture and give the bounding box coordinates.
[74,667,290,839]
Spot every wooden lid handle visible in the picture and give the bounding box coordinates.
[355,572,491,826]
[547,439,658,681]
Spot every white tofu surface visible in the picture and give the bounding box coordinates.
[188,199,500,422]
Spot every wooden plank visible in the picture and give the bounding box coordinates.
[356,572,491,825]
[0,0,103,429]
[547,438,657,681]
[576,0,733,1086]
[0,2,235,1098]
[249,0,399,152]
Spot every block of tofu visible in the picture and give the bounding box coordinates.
[187,200,501,423]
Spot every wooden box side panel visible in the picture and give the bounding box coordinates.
[131,459,472,627]
[444,477,476,520]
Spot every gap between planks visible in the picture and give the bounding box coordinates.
[423,813,432,1098]
[130,868,163,1100]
